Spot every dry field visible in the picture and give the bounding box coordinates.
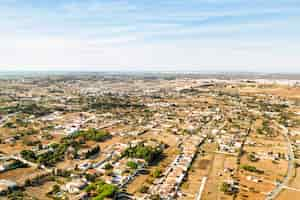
[236,133,289,200]
[0,167,44,185]
[277,160,300,200]
[179,153,213,200]
[25,181,57,200]
[240,85,300,99]
[201,148,237,200]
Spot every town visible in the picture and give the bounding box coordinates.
[0,73,299,200]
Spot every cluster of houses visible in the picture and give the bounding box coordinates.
[51,113,96,136]
[107,158,146,187]
[149,135,204,199]
[255,151,284,161]
[63,177,88,194]
[0,179,17,195]
[0,158,18,172]
[61,140,160,196]
[216,134,243,154]
[40,111,62,122]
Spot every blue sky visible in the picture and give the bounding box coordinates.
[0,0,299,72]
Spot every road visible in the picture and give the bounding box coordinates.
[10,155,52,173]
[196,176,207,200]
[0,113,17,127]
[265,122,295,200]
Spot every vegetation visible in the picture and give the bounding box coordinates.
[220,182,231,193]
[24,173,54,187]
[21,140,81,166]
[89,96,145,111]
[3,122,16,128]
[46,185,60,197]
[138,185,149,193]
[241,165,264,174]
[122,143,163,163]
[20,150,36,162]
[150,194,161,200]
[104,163,113,170]
[84,145,100,159]
[247,152,259,162]
[151,168,162,178]
[7,191,29,200]
[220,182,238,195]
[72,128,111,142]
[126,161,138,169]
[85,179,118,200]
[0,103,52,117]
[7,160,29,171]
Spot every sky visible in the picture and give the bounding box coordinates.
[0,0,299,72]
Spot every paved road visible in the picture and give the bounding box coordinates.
[266,122,295,200]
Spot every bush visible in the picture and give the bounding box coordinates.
[21,140,80,166]
[104,163,113,170]
[47,184,60,196]
[241,165,264,174]
[122,143,163,163]
[85,179,118,200]
[7,160,28,170]
[242,165,257,172]
[20,150,36,162]
[126,161,138,169]
[247,153,259,162]
[220,182,231,193]
[85,145,100,159]
[73,129,111,142]
[139,185,149,193]
[151,168,162,178]
[150,194,161,200]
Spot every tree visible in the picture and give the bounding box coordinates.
[104,163,113,170]
[139,185,149,193]
[220,182,230,193]
[150,194,161,200]
[20,150,36,162]
[126,161,138,169]
[151,168,162,178]
[85,179,118,200]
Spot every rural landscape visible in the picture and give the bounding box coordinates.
[1,0,299,199]
[0,72,299,200]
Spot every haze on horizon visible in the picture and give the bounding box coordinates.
[0,0,299,73]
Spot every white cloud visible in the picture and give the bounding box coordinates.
[0,0,299,72]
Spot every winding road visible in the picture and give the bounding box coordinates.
[265,122,295,200]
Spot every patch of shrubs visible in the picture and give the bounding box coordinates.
[122,143,163,163]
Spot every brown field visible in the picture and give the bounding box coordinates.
[179,153,213,200]
[236,175,274,200]
[0,142,30,155]
[240,85,300,98]
[201,153,234,200]
[0,167,44,185]
[277,164,300,200]
[236,133,289,200]
[25,181,57,200]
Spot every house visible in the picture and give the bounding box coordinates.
[77,145,100,160]
[78,162,91,171]
[64,179,88,194]
[74,192,88,200]
[0,179,17,194]
[4,137,16,144]
[0,159,16,172]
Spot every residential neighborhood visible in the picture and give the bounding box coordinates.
[0,73,299,200]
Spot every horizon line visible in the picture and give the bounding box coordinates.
[0,69,300,74]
